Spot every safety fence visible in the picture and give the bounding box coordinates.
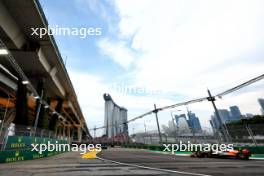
[90,73,264,148]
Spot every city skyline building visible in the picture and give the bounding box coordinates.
[187,111,202,132]
[210,103,259,131]
[103,93,128,138]
[210,115,220,129]
[218,109,231,123]
[229,106,242,121]
[210,107,240,130]
[174,114,191,134]
[258,98,264,114]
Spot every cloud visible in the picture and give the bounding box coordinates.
[74,0,115,22]
[110,0,264,94]
[97,38,135,69]
[89,0,264,129]
[68,70,107,128]
[68,69,180,132]
[70,0,264,133]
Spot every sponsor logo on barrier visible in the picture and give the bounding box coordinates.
[10,143,26,148]
[8,136,26,148]
[5,151,24,163]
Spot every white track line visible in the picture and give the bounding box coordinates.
[97,156,212,176]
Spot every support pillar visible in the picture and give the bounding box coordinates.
[35,78,49,130]
[77,126,82,143]
[62,124,66,139]
[67,126,71,143]
[49,97,63,131]
[14,79,28,126]
[55,126,59,138]
[59,126,63,139]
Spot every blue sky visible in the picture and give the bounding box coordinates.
[40,0,123,78]
[40,0,264,135]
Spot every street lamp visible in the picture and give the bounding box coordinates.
[34,96,40,99]
[0,49,8,55]
[22,80,29,85]
[144,121,147,133]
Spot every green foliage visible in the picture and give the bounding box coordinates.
[227,115,264,126]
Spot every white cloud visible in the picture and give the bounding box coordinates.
[68,69,176,130]
[92,0,264,129]
[74,0,116,27]
[71,0,264,133]
[69,73,108,136]
[111,0,264,95]
[97,38,135,69]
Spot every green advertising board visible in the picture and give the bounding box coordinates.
[0,135,68,163]
[0,149,65,163]
[4,136,67,150]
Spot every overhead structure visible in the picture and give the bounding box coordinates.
[0,0,91,142]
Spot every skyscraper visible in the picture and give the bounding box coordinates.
[229,106,242,121]
[187,111,202,132]
[104,93,128,137]
[258,98,264,114]
[210,115,220,129]
[218,109,231,123]
[174,114,191,134]
[261,109,264,116]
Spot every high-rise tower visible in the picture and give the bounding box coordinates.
[103,93,128,137]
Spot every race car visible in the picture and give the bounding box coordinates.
[191,148,250,160]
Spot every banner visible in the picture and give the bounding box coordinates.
[0,135,67,163]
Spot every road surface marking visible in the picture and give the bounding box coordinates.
[97,156,212,176]
[82,149,101,159]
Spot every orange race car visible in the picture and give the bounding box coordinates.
[191,148,251,160]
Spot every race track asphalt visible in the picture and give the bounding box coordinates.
[98,147,264,176]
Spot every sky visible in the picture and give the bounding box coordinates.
[39,0,264,135]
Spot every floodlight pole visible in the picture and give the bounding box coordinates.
[207,89,230,142]
[154,104,162,144]
[33,90,43,136]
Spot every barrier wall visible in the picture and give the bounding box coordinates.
[0,136,67,163]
